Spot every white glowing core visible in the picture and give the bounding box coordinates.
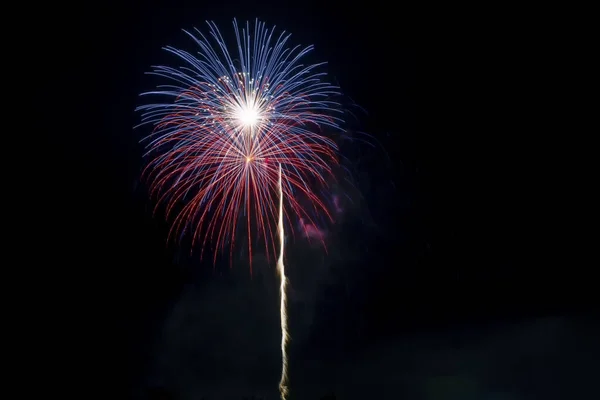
[237,105,260,126]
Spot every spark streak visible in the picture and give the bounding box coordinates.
[277,163,290,400]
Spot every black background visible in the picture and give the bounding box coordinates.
[29,1,597,398]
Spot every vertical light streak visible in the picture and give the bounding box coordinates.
[277,163,289,400]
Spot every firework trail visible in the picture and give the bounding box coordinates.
[276,164,290,399]
[136,20,343,399]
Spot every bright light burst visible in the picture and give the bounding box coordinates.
[136,20,344,271]
[236,103,260,127]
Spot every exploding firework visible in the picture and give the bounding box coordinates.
[136,19,344,400]
[136,20,343,272]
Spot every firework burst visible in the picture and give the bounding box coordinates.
[136,20,343,271]
[136,20,345,400]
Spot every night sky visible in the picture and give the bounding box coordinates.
[47,1,597,399]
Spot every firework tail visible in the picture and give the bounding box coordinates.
[277,164,290,399]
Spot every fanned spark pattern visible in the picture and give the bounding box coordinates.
[136,20,343,274]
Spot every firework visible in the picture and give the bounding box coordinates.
[136,20,343,271]
[136,20,344,400]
